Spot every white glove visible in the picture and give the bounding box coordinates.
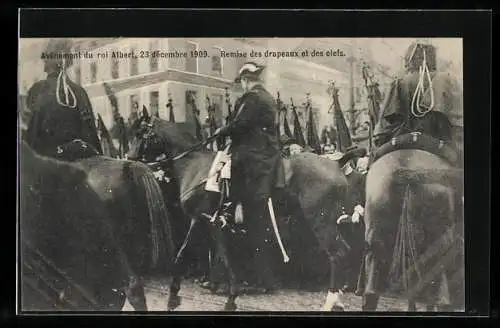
[153,169,165,181]
[352,212,360,224]
[351,204,364,223]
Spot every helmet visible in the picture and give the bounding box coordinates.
[234,62,265,83]
[43,38,74,71]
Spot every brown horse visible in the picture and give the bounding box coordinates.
[357,149,464,311]
[52,140,177,311]
[128,114,366,311]
[20,141,131,311]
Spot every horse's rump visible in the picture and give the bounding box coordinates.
[362,149,464,305]
[74,156,175,273]
[288,152,347,220]
[20,144,129,310]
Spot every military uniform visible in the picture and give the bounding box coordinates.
[25,39,102,159]
[373,43,458,148]
[218,63,280,289]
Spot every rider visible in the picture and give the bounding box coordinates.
[373,42,458,149]
[25,39,102,159]
[215,62,281,292]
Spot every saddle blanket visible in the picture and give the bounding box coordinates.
[205,148,290,193]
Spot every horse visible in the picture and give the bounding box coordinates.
[20,141,131,311]
[128,113,367,311]
[49,139,177,311]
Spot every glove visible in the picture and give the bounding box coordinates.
[351,204,364,223]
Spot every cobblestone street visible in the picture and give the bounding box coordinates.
[120,278,448,312]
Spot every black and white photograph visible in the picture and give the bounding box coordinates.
[18,35,465,312]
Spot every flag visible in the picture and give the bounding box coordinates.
[332,90,353,152]
[169,105,175,122]
[103,82,128,157]
[306,107,321,152]
[97,113,119,158]
[283,112,293,139]
[291,105,306,147]
[142,105,149,119]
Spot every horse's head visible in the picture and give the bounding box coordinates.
[127,115,169,163]
[128,114,203,163]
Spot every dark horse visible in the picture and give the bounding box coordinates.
[20,141,131,310]
[128,113,366,311]
[51,139,176,311]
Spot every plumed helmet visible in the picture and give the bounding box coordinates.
[42,38,74,71]
[234,62,265,83]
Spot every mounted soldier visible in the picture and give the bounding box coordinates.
[373,42,462,159]
[215,61,281,291]
[358,41,464,311]
[25,39,102,160]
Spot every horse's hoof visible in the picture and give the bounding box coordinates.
[167,295,181,310]
[224,302,237,311]
[332,304,345,311]
[210,284,220,294]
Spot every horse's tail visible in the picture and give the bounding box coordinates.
[393,168,463,189]
[388,172,462,304]
[123,161,175,271]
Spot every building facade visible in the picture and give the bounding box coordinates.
[19,38,353,137]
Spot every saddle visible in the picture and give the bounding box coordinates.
[54,139,100,162]
[370,132,461,167]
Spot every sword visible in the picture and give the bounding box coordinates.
[267,198,290,263]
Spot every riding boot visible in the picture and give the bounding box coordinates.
[243,197,279,292]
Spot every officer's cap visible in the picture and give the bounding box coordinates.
[234,62,265,83]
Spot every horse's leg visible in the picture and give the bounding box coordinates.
[319,218,347,312]
[408,299,417,312]
[168,217,198,310]
[125,275,148,311]
[361,250,381,311]
[211,226,239,311]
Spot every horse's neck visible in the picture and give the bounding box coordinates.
[172,151,216,195]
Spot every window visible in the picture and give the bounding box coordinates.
[149,91,159,117]
[149,40,159,72]
[211,94,223,125]
[90,62,97,84]
[129,94,139,116]
[111,54,120,79]
[185,41,198,73]
[211,46,222,75]
[185,90,198,122]
[130,47,138,76]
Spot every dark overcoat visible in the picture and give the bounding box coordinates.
[25,72,103,157]
[373,71,460,147]
[220,84,280,201]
